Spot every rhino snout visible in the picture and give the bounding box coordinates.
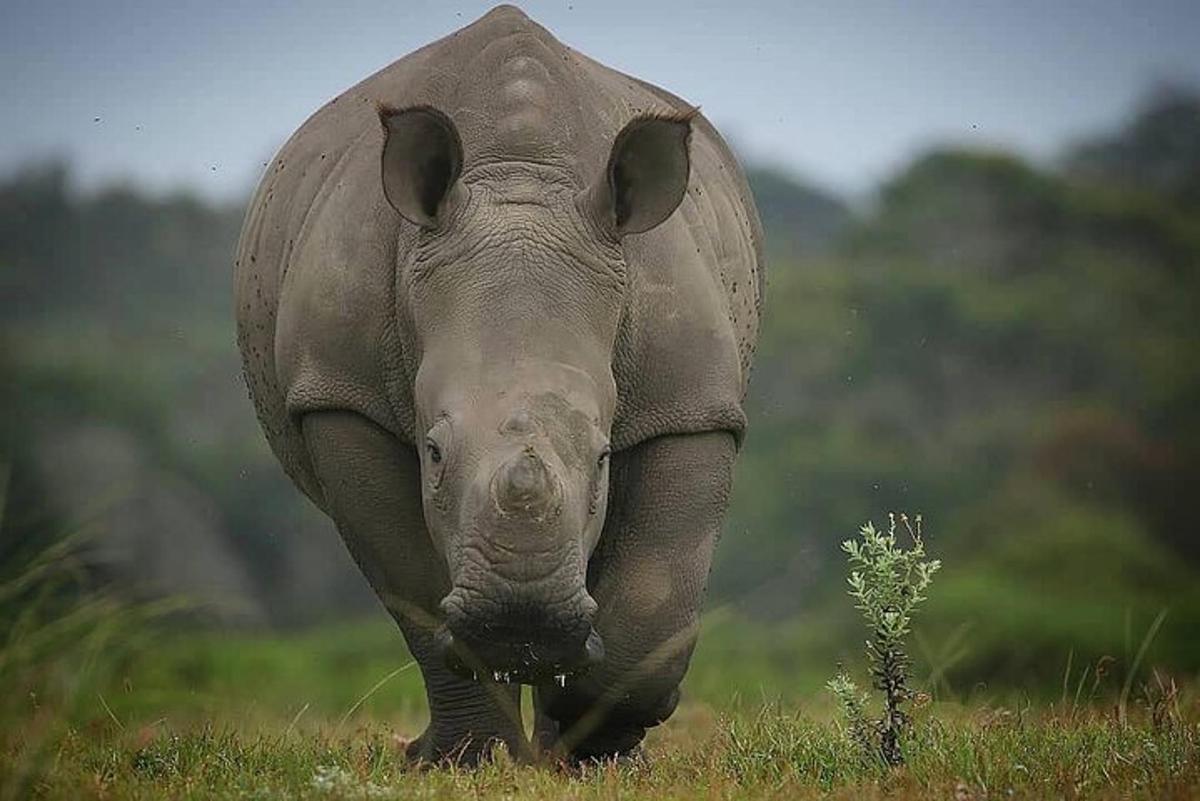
[435,588,602,683]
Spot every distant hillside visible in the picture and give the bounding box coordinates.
[1066,83,1200,211]
[745,166,851,257]
[720,87,1200,683]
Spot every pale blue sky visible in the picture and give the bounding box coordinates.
[2,1,1198,200]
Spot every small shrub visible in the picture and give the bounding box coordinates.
[827,512,941,766]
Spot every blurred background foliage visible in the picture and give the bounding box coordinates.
[2,84,1198,703]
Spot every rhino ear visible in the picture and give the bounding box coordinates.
[586,111,695,236]
[379,105,464,228]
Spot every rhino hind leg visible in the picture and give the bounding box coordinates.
[301,411,527,763]
[533,431,737,761]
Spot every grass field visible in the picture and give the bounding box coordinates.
[8,702,1200,800]
[2,617,1198,800]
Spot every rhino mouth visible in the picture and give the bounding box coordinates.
[433,624,605,685]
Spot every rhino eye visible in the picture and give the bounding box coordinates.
[597,445,611,468]
[424,418,452,488]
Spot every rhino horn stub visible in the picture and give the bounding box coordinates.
[491,447,560,519]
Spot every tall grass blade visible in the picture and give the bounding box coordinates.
[337,660,416,731]
[1119,608,1169,724]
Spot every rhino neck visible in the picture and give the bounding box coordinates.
[460,161,580,198]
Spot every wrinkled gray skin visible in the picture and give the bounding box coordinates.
[235,5,762,764]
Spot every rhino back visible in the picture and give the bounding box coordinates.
[234,6,764,505]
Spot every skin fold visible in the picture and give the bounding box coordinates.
[234,5,762,763]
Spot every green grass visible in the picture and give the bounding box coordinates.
[2,521,1198,799]
[2,618,1199,800]
[69,615,870,727]
[5,697,1197,800]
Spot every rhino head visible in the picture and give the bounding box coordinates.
[378,105,693,683]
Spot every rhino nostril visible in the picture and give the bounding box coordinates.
[583,627,605,665]
[439,590,469,626]
[433,625,473,678]
[434,624,455,652]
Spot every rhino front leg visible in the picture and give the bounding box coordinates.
[534,430,737,761]
[401,629,526,764]
[301,411,526,764]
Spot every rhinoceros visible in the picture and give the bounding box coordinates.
[234,4,762,763]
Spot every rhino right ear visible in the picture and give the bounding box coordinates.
[582,110,695,237]
[379,105,465,228]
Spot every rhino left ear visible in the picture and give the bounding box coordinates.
[379,105,464,228]
[584,110,695,236]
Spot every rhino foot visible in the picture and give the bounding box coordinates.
[533,683,680,764]
[403,728,525,767]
